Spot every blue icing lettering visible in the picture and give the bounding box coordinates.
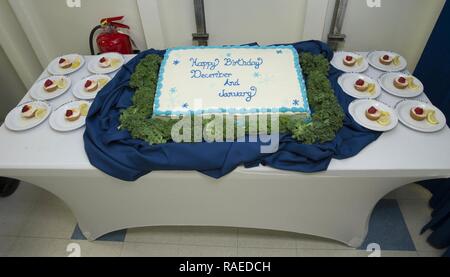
[189,57,220,70]
[223,57,264,70]
[224,78,240,87]
[191,70,233,79]
[218,86,257,103]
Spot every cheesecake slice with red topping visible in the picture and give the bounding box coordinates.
[43,79,58,93]
[379,54,393,65]
[99,57,111,68]
[366,106,382,121]
[354,79,369,92]
[84,79,99,92]
[21,104,37,119]
[410,107,427,121]
[59,58,72,69]
[343,55,356,67]
[65,108,81,122]
[394,76,408,89]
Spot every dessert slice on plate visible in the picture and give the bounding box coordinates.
[30,76,71,101]
[354,78,375,93]
[410,107,427,121]
[88,53,124,74]
[348,99,398,132]
[58,58,73,69]
[393,76,409,89]
[21,104,37,119]
[5,101,51,132]
[331,52,368,73]
[99,57,112,68]
[73,75,111,100]
[410,106,440,125]
[43,79,58,92]
[65,108,81,122]
[343,55,357,67]
[368,51,407,72]
[354,79,369,92]
[379,54,394,65]
[365,106,391,126]
[84,79,99,92]
[47,54,85,75]
[49,101,91,132]
[396,100,446,133]
[378,73,424,98]
[338,73,380,99]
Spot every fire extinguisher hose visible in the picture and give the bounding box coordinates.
[89,25,103,55]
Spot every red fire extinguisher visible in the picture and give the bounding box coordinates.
[89,16,137,55]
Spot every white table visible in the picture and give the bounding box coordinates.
[1,54,450,248]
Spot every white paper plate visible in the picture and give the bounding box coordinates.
[367,51,407,72]
[47,54,85,75]
[338,73,381,99]
[49,100,91,132]
[378,73,424,98]
[395,100,446,133]
[88,53,124,74]
[331,52,369,73]
[349,99,399,132]
[29,76,72,101]
[73,75,111,100]
[5,101,52,132]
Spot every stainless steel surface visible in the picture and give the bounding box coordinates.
[192,0,209,46]
[328,0,349,50]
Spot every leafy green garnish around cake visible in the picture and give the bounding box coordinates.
[119,52,344,145]
[289,53,345,144]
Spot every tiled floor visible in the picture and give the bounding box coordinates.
[0,182,446,257]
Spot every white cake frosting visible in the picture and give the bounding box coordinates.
[154,45,310,117]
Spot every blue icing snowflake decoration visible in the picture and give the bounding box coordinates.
[169,87,177,94]
[173,60,180,66]
[276,50,283,54]
[182,103,189,109]
[292,99,300,106]
[254,72,261,78]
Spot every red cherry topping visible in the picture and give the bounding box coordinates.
[414,107,424,115]
[383,55,390,60]
[44,79,54,87]
[368,106,378,115]
[85,80,93,88]
[59,58,66,64]
[398,77,407,84]
[355,79,365,86]
[22,105,30,113]
[345,56,353,61]
[65,110,74,117]
[99,57,107,63]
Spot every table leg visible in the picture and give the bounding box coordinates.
[0,177,20,198]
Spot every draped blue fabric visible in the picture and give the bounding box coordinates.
[84,40,381,181]
[414,1,450,257]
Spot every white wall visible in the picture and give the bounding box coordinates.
[204,0,307,46]
[323,0,445,71]
[0,46,27,122]
[9,0,147,67]
[0,0,42,89]
[139,0,312,48]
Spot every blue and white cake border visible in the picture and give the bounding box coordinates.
[153,45,311,117]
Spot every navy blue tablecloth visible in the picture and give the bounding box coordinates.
[84,40,381,181]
